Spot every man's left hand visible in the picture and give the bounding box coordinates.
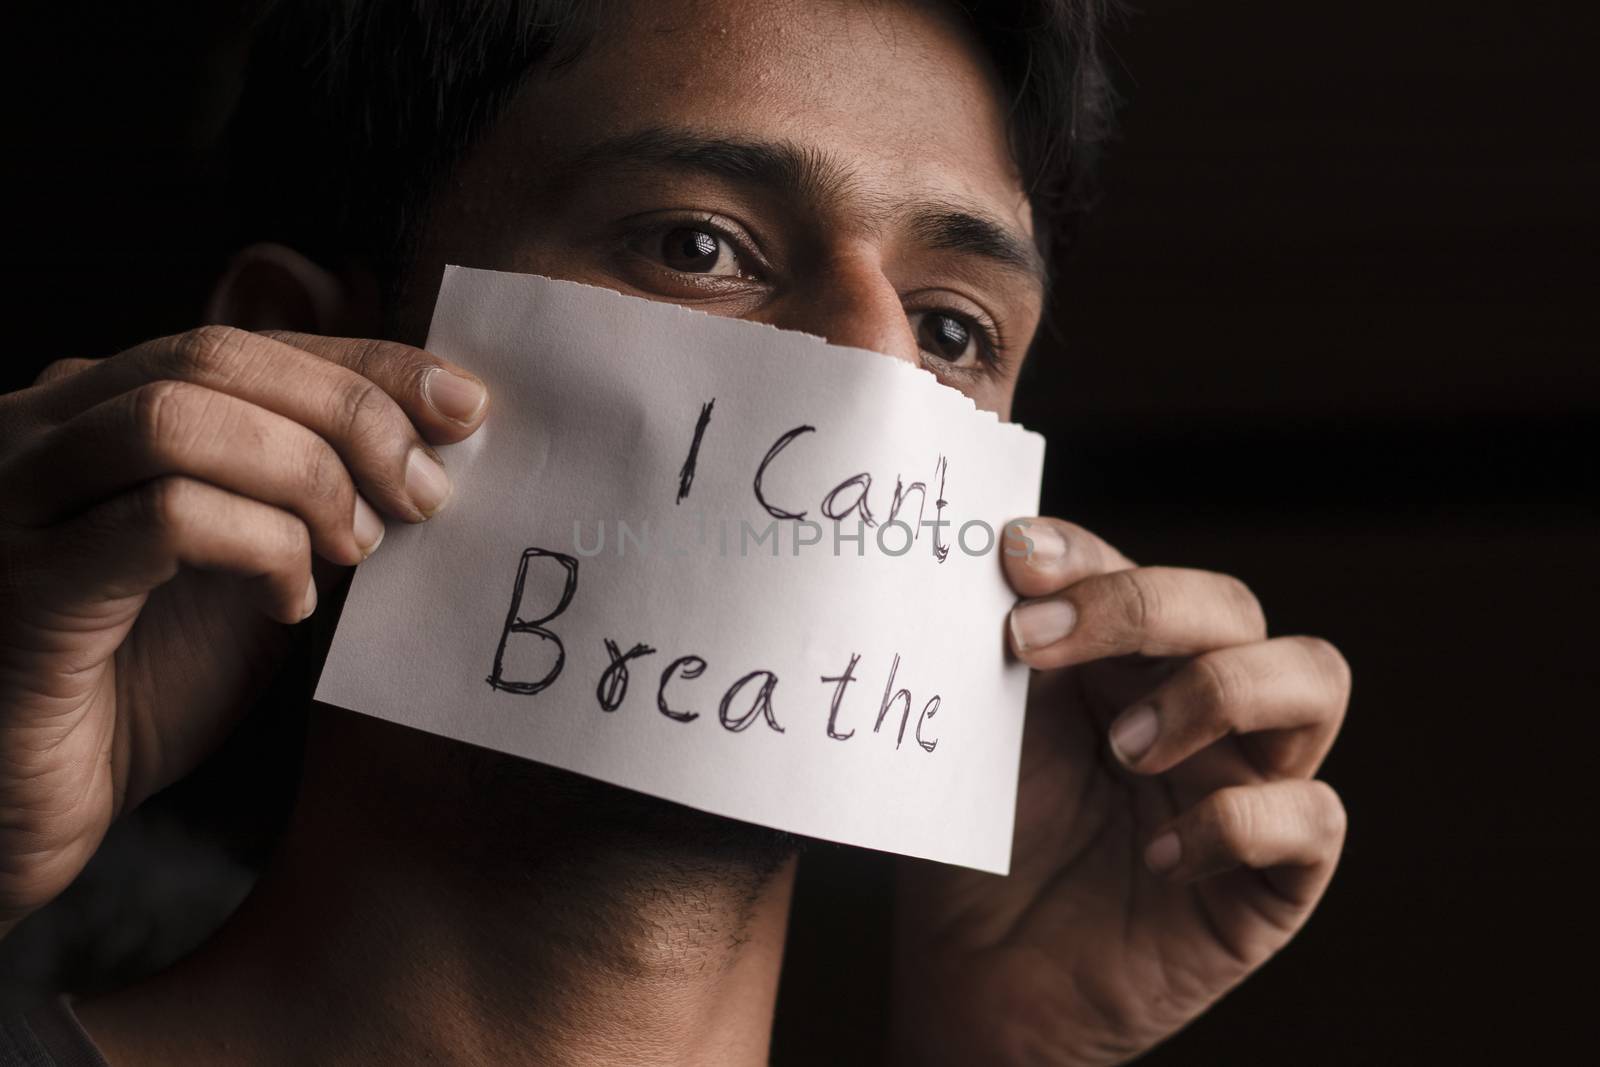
[893,517,1350,1066]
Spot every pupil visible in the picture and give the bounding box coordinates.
[932,315,968,357]
[670,228,719,269]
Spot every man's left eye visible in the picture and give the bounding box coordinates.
[911,310,985,367]
[657,226,745,277]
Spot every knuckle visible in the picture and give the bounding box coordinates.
[362,339,435,394]
[32,357,94,387]
[1207,787,1262,860]
[1104,569,1156,639]
[299,438,353,513]
[237,502,308,573]
[345,338,398,378]
[136,476,195,539]
[1190,651,1250,724]
[334,377,403,450]
[253,328,297,348]
[130,380,200,455]
[1305,780,1349,842]
[274,513,312,567]
[1217,572,1266,636]
[165,325,249,380]
[1300,635,1353,703]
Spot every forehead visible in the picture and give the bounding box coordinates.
[505,0,1031,234]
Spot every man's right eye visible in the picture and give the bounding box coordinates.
[656,226,745,277]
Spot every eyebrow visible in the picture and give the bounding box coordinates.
[904,205,1047,285]
[565,126,1047,288]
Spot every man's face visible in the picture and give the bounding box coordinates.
[406,0,1044,418]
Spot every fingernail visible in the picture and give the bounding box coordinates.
[405,448,452,516]
[301,575,318,621]
[1024,523,1066,567]
[1145,831,1181,875]
[352,494,385,557]
[424,367,487,424]
[1009,598,1077,651]
[1109,704,1159,765]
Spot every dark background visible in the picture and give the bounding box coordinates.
[4,1,1597,1062]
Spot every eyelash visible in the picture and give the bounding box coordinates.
[627,212,769,279]
[622,214,1009,373]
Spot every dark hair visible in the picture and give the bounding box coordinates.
[229,0,1116,299]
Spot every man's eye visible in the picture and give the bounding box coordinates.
[911,310,986,367]
[658,226,743,276]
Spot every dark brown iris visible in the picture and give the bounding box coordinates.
[662,227,722,272]
[919,312,971,361]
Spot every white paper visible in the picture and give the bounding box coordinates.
[315,266,1045,873]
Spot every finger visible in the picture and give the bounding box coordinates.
[260,331,487,444]
[0,360,94,450]
[1144,779,1347,894]
[1107,636,1351,777]
[37,475,316,626]
[32,327,465,522]
[0,380,384,565]
[999,516,1136,598]
[32,357,96,387]
[1008,566,1267,670]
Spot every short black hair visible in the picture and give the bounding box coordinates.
[229,0,1116,301]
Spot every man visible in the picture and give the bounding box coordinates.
[0,0,1349,1062]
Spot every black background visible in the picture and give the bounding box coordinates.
[5,1,1597,1063]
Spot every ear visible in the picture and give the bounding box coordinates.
[205,243,382,336]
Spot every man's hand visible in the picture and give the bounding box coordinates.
[0,327,488,937]
[893,517,1349,1065]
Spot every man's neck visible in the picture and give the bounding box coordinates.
[78,711,797,1066]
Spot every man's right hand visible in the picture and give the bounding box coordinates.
[0,326,489,937]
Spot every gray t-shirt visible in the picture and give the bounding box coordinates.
[0,999,108,1067]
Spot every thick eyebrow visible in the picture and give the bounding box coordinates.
[563,126,1046,289]
[904,205,1047,288]
[567,126,846,201]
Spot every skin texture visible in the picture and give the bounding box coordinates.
[393,0,1044,415]
[894,523,1348,1064]
[0,1,1348,1064]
